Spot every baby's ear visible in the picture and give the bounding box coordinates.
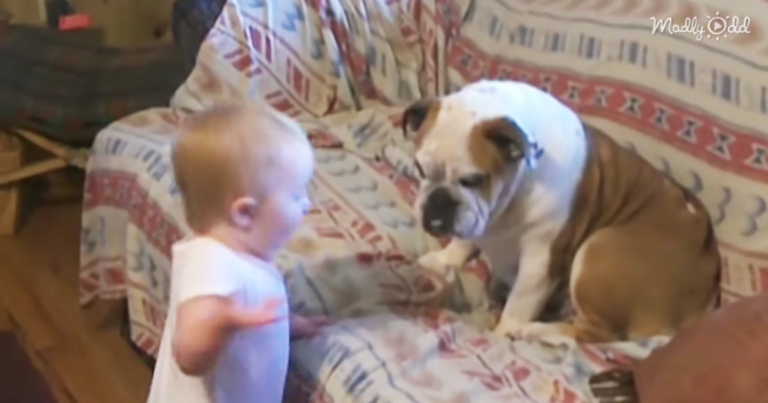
[230,196,258,229]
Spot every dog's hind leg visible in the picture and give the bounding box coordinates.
[557,235,627,343]
[567,225,716,343]
[516,319,620,343]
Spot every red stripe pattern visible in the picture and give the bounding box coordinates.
[447,37,768,182]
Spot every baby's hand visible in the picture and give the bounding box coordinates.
[290,314,330,339]
[228,297,288,330]
[173,296,287,376]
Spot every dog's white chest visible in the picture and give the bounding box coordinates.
[474,86,589,288]
[479,231,523,286]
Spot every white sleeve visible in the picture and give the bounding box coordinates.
[174,244,241,304]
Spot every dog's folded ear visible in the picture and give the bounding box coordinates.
[401,97,438,138]
[480,117,543,169]
[481,117,528,162]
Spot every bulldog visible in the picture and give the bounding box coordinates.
[402,79,720,342]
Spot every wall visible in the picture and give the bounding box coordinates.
[0,0,175,47]
[0,0,43,25]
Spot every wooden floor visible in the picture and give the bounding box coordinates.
[0,177,152,403]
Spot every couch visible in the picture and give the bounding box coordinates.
[79,0,768,401]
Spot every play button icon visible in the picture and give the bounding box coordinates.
[708,16,727,35]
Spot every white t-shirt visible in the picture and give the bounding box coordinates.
[147,237,290,403]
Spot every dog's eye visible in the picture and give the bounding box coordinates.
[458,173,487,188]
[414,161,426,178]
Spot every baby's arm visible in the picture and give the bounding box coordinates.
[173,296,284,375]
[170,242,287,376]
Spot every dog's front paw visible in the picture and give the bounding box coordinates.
[492,318,528,338]
[494,320,576,341]
[518,322,576,340]
[416,250,461,283]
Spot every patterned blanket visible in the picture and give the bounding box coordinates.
[81,0,768,402]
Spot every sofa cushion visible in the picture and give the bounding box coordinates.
[633,293,768,403]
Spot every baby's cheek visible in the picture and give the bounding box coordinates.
[290,204,307,227]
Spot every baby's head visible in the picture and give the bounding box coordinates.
[173,102,314,260]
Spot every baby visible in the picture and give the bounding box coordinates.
[147,103,328,403]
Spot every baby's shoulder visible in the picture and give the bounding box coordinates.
[173,238,230,267]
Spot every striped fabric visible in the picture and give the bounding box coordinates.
[81,0,768,402]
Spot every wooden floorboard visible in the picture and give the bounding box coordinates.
[0,303,11,332]
[0,195,151,403]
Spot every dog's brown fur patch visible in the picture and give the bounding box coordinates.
[403,98,442,149]
[547,125,720,342]
[467,118,507,175]
[467,118,530,200]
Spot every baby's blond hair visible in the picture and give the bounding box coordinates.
[172,102,311,233]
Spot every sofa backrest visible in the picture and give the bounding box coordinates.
[170,0,434,118]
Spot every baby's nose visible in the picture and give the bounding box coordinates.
[301,197,312,215]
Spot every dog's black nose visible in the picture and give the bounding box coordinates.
[422,187,458,236]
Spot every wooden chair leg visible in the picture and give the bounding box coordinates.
[10,128,89,170]
[0,158,68,187]
[0,132,22,235]
[0,127,90,234]
[0,127,91,187]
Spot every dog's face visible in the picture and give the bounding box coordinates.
[402,87,534,240]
